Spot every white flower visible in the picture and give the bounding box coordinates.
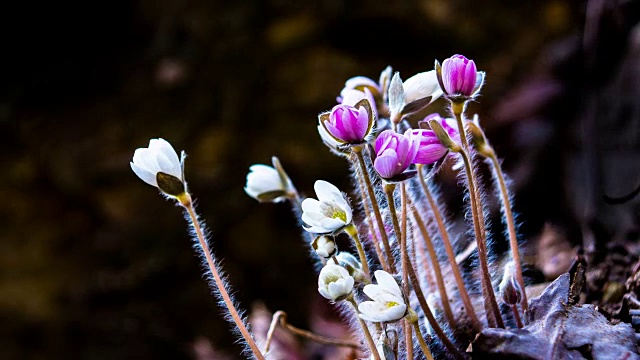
[317,263,354,301]
[301,180,352,234]
[130,138,186,195]
[244,157,292,203]
[358,270,406,323]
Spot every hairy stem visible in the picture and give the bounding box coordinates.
[407,261,468,360]
[400,184,412,360]
[417,165,482,332]
[411,320,434,360]
[409,203,456,328]
[353,147,397,272]
[344,224,371,278]
[512,304,523,329]
[180,194,265,360]
[489,155,528,312]
[351,152,390,272]
[346,297,381,360]
[452,102,504,328]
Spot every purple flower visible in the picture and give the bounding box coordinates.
[440,54,478,97]
[374,130,420,179]
[412,114,460,164]
[322,103,373,144]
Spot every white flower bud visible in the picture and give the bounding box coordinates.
[336,252,366,283]
[317,263,354,301]
[312,236,337,259]
[130,138,186,196]
[244,157,293,203]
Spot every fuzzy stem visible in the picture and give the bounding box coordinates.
[344,224,371,278]
[351,152,390,272]
[451,102,504,328]
[411,320,435,360]
[264,311,360,352]
[346,297,381,360]
[353,147,397,272]
[489,155,528,312]
[179,194,265,360]
[409,204,456,329]
[418,165,482,333]
[416,164,482,332]
[406,261,468,360]
[403,320,413,360]
[512,304,523,329]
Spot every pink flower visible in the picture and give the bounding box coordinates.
[374,130,420,179]
[339,87,378,119]
[440,54,479,97]
[322,103,373,144]
[412,114,460,164]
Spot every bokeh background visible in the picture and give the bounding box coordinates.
[1,0,639,359]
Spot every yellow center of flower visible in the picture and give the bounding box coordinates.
[332,209,347,222]
[385,301,399,308]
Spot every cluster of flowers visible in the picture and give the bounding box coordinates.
[131,54,527,360]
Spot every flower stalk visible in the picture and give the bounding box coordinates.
[416,165,482,332]
[344,224,371,278]
[179,194,265,360]
[353,146,397,272]
[450,101,504,328]
[347,296,382,360]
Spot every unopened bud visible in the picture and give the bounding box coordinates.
[311,236,337,259]
[500,261,523,305]
[335,252,367,283]
[467,119,495,158]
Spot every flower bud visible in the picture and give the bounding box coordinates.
[435,55,485,99]
[131,138,187,197]
[317,263,355,301]
[500,261,523,305]
[336,252,367,283]
[467,118,495,158]
[244,157,293,203]
[311,236,337,259]
[320,100,374,145]
[412,113,460,165]
[373,129,420,180]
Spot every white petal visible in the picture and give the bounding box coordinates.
[358,301,388,322]
[314,180,342,202]
[319,217,346,231]
[130,162,158,187]
[303,224,331,234]
[132,148,161,174]
[374,270,403,299]
[301,198,324,215]
[149,138,182,178]
[402,70,443,104]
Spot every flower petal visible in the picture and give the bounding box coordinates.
[130,162,158,187]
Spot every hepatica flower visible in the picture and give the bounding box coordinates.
[437,54,485,98]
[374,130,420,180]
[412,113,461,165]
[130,138,186,197]
[244,157,293,203]
[301,180,352,234]
[317,263,355,301]
[358,270,407,323]
[319,102,374,145]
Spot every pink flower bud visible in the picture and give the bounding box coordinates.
[374,130,419,179]
[441,54,478,97]
[322,103,373,144]
[412,113,460,164]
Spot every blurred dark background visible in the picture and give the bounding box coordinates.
[0,0,638,359]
